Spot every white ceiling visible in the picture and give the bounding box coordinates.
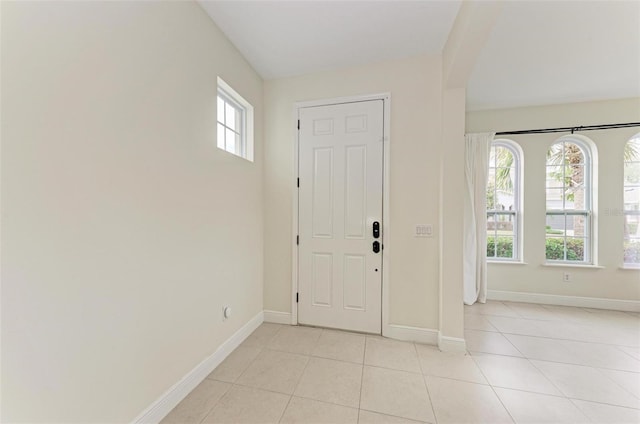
[467,1,640,110]
[199,0,640,111]
[198,0,461,79]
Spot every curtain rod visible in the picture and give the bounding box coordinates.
[495,122,640,136]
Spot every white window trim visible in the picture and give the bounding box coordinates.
[487,139,523,262]
[544,135,598,266]
[217,77,254,162]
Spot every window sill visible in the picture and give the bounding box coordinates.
[619,265,640,271]
[487,261,528,265]
[542,263,604,269]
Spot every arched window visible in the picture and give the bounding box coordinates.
[545,138,593,263]
[487,140,521,261]
[624,135,640,267]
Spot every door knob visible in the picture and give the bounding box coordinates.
[373,241,380,253]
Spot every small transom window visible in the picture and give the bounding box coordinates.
[217,77,254,161]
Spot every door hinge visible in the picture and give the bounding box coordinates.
[297,119,300,130]
[296,292,299,303]
[296,235,299,245]
[297,178,299,188]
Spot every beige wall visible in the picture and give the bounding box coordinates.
[467,98,640,301]
[1,2,263,422]
[264,55,444,329]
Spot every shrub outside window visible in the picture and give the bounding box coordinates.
[545,139,593,263]
[624,135,640,266]
[487,141,521,261]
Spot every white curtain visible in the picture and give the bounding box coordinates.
[463,132,495,305]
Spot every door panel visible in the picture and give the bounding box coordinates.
[345,145,367,239]
[298,100,383,334]
[343,254,366,310]
[312,148,334,238]
[311,253,332,307]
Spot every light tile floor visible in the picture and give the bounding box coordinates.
[162,301,640,423]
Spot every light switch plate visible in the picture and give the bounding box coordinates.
[415,224,433,237]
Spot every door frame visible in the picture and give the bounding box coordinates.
[291,93,391,335]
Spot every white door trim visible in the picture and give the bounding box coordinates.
[292,93,391,335]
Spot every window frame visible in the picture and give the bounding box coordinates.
[623,135,640,268]
[545,137,594,265]
[486,139,523,262]
[216,77,254,161]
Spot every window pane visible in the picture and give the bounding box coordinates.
[217,97,225,123]
[495,236,514,258]
[546,188,564,209]
[547,143,563,164]
[566,164,586,188]
[494,147,515,188]
[486,181,496,211]
[545,165,564,188]
[486,235,496,258]
[494,213,514,236]
[564,143,584,165]
[225,103,237,130]
[568,214,588,237]
[564,187,585,210]
[225,129,236,153]
[625,213,640,241]
[624,187,640,211]
[545,236,565,261]
[497,190,515,211]
[565,237,586,261]
[624,239,640,265]
[217,123,225,149]
[624,162,640,185]
[487,213,497,232]
[546,214,565,236]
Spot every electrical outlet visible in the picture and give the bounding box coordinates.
[563,272,571,282]
[223,306,232,321]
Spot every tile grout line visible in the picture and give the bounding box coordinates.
[276,393,294,423]
[590,366,640,404]
[567,395,640,412]
[614,344,640,363]
[193,380,233,424]
[413,342,438,424]
[493,313,574,407]
[216,325,290,423]
[493,328,640,349]
[469,348,640,373]
[357,335,367,423]
[499,321,640,411]
[195,331,275,424]
[471,302,559,421]
[276,328,322,422]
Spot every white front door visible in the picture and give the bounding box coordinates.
[298,99,384,334]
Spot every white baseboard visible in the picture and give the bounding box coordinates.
[438,333,467,353]
[263,310,292,325]
[384,324,439,345]
[132,311,264,424]
[488,290,640,312]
